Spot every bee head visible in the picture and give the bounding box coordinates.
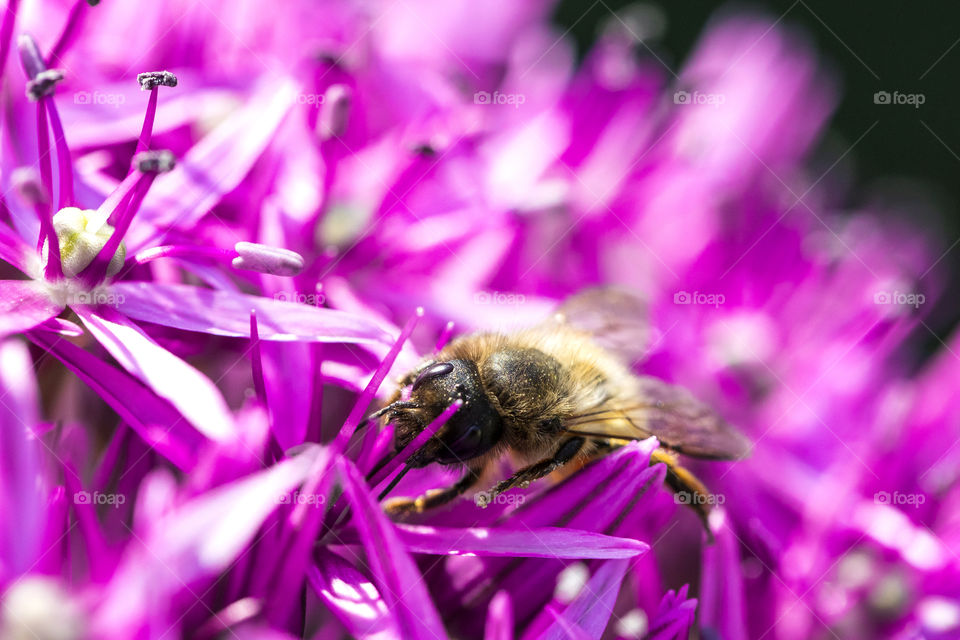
[388,359,503,467]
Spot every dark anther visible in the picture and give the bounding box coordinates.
[134,150,177,174]
[137,71,178,91]
[25,69,64,101]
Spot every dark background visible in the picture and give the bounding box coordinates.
[554,0,960,357]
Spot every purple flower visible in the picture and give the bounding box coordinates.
[1,3,958,640]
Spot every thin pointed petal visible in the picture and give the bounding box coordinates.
[75,307,235,442]
[111,281,395,344]
[0,280,62,338]
[27,330,204,469]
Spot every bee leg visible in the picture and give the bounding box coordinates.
[477,437,586,508]
[383,468,481,517]
[650,448,715,541]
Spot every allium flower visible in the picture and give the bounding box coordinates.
[2,3,958,640]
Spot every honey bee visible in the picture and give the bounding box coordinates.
[375,288,750,530]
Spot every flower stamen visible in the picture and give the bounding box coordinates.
[135,71,178,155]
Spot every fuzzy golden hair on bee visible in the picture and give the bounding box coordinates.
[376,287,750,534]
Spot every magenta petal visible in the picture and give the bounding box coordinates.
[485,591,514,640]
[0,339,43,575]
[535,559,630,640]
[28,330,204,470]
[93,446,322,638]
[0,280,62,338]
[645,586,698,640]
[31,316,84,337]
[0,224,30,272]
[111,282,395,344]
[699,509,747,640]
[337,458,446,639]
[394,524,649,559]
[129,78,298,250]
[76,307,235,443]
[309,548,397,639]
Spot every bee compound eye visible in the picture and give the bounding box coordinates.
[466,425,482,442]
[412,361,455,391]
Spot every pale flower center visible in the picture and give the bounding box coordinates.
[42,207,126,279]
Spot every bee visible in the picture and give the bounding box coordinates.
[375,288,750,530]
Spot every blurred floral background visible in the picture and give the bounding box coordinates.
[1,1,959,639]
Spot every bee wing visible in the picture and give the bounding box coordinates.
[552,287,650,365]
[564,377,751,460]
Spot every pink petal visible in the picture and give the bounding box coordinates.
[392,524,648,559]
[27,330,204,470]
[534,559,630,640]
[76,307,235,442]
[0,223,30,272]
[129,78,298,250]
[0,339,43,575]
[93,446,322,638]
[485,591,513,640]
[309,548,398,640]
[111,282,395,344]
[0,280,62,338]
[338,458,446,640]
